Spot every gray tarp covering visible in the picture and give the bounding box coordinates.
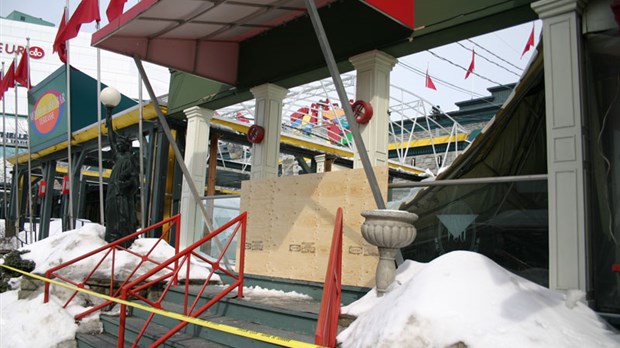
[399,46,549,285]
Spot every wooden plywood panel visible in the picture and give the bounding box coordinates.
[239,167,388,287]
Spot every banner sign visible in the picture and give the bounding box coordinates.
[28,67,68,153]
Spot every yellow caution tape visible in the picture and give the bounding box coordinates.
[0,263,325,348]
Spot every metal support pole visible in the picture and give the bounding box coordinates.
[2,62,6,221]
[96,20,105,226]
[388,174,549,188]
[73,149,87,219]
[138,76,146,229]
[207,133,219,197]
[149,129,168,227]
[304,0,385,210]
[133,56,231,268]
[144,127,156,226]
[133,57,212,231]
[39,161,56,240]
[14,59,20,237]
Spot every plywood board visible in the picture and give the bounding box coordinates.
[239,167,388,287]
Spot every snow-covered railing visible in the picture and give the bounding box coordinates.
[315,207,343,347]
[43,214,182,319]
[117,211,247,348]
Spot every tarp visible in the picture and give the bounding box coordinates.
[399,45,548,284]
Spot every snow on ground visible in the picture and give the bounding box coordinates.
[0,218,66,250]
[3,223,620,347]
[0,291,78,347]
[0,222,223,347]
[339,251,620,348]
[19,222,220,283]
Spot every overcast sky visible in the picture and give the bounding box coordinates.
[0,0,541,112]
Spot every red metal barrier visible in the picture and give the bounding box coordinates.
[315,207,343,347]
[118,211,247,348]
[44,214,182,320]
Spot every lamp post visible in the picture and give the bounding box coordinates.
[99,87,121,226]
[101,86,121,116]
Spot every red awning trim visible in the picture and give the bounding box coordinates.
[92,0,413,86]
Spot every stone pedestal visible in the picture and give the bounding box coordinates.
[361,209,417,294]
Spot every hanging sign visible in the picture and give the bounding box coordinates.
[32,90,66,136]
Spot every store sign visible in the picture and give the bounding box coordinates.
[32,90,65,136]
[29,65,69,153]
[28,46,45,59]
[0,42,45,59]
[0,131,28,146]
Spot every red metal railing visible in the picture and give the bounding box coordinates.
[43,214,182,320]
[315,207,343,347]
[118,211,247,348]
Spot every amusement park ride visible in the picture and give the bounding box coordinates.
[214,72,470,180]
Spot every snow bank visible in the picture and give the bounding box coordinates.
[339,251,620,348]
[19,223,220,283]
[0,291,78,348]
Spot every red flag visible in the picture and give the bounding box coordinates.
[106,0,127,22]
[465,49,475,79]
[521,23,535,57]
[425,69,437,90]
[15,52,31,89]
[53,11,68,63]
[54,0,100,63]
[0,61,15,100]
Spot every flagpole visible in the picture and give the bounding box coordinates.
[1,62,6,222]
[13,55,20,241]
[64,2,74,230]
[25,38,34,242]
[96,15,105,226]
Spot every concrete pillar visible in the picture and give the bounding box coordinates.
[250,83,288,180]
[532,0,588,292]
[349,50,397,168]
[179,106,213,249]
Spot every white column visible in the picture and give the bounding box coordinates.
[532,0,588,292]
[250,83,289,180]
[179,106,213,248]
[349,50,397,168]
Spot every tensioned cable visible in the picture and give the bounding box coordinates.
[457,42,521,77]
[427,50,506,87]
[466,39,524,73]
[397,61,511,111]
[397,61,487,98]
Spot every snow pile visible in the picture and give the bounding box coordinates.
[0,291,78,347]
[19,223,220,283]
[339,251,620,348]
[240,285,313,300]
[0,222,224,347]
[3,226,620,347]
